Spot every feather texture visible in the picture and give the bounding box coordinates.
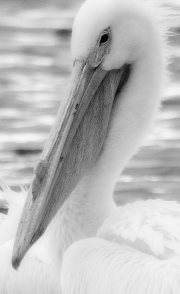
[61,201,180,294]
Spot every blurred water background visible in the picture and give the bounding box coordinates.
[0,0,179,207]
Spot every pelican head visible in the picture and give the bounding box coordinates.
[12,0,168,268]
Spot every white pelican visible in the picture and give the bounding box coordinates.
[0,0,175,293]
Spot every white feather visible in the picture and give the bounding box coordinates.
[0,185,26,246]
[61,201,180,294]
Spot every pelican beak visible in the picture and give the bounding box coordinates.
[12,59,129,269]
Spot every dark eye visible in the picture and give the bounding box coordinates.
[99,32,109,46]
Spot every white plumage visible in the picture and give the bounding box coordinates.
[0,0,177,293]
[0,185,26,246]
[98,200,180,257]
[61,200,180,294]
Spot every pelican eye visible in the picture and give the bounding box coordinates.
[99,31,109,46]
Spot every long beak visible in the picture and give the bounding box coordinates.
[12,60,127,269]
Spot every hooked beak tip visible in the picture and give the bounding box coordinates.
[12,254,21,270]
[12,227,45,270]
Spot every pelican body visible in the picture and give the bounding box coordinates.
[0,0,175,293]
[61,200,180,294]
